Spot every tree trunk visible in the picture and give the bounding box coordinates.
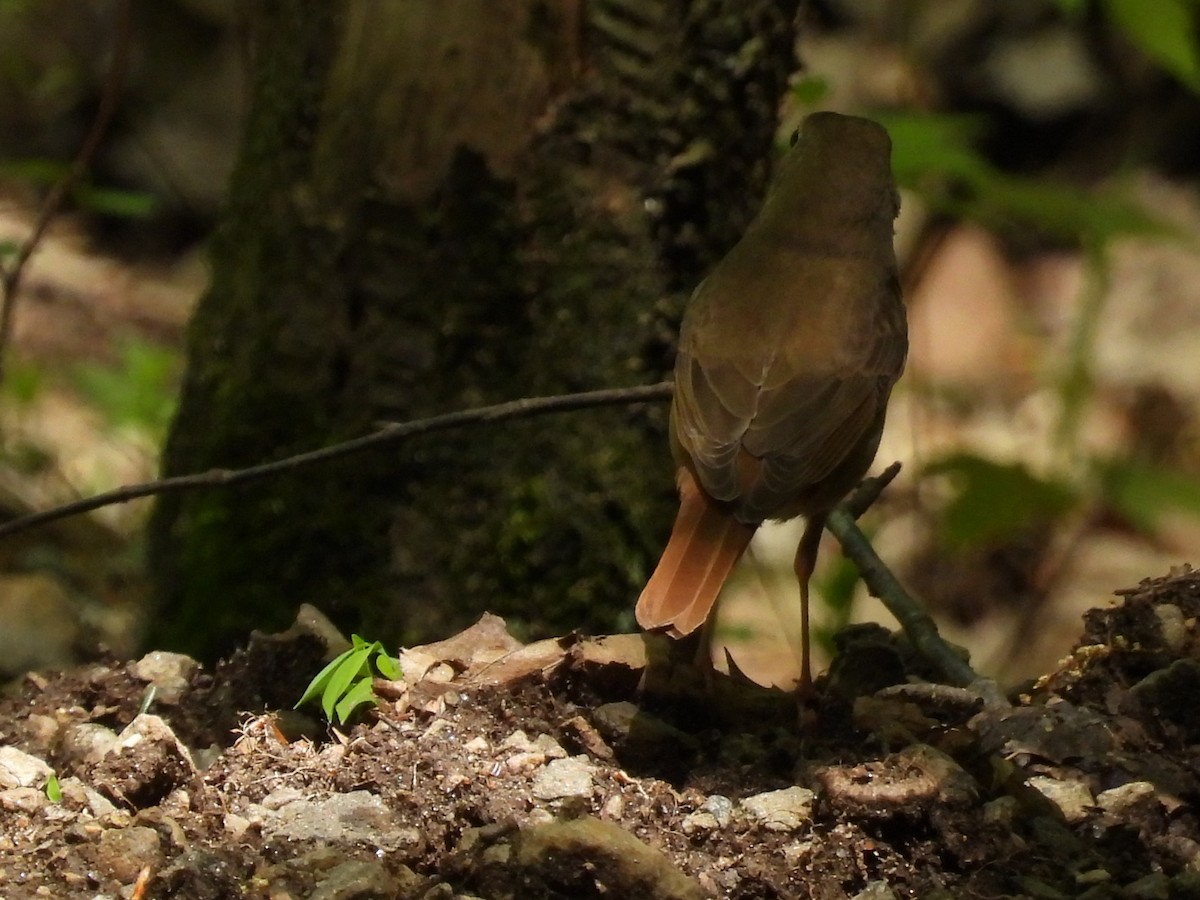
[147,0,801,657]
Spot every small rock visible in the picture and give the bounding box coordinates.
[982,796,1021,827]
[531,756,596,801]
[782,840,813,865]
[533,733,567,759]
[851,881,897,900]
[703,795,733,826]
[526,808,555,826]
[1153,604,1188,652]
[260,790,422,852]
[682,796,735,836]
[308,859,392,900]
[739,787,816,832]
[501,730,565,758]
[0,746,53,789]
[132,651,200,705]
[562,715,614,760]
[512,816,704,900]
[1096,781,1158,818]
[502,729,538,752]
[601,793,624,819]
[1027,777,1094,825]
[94,825,162,883]
[505,751,548,773]
[224,813,251,838]
[1027,776,1094,824]
[60,722,119,767]
[1075,869,1111,886]
[91,714,197,809]
[58,777,117,817]
[463,736,489,753]
[681,810,720,834]
[260,786,306,809]
[0,786,48,813]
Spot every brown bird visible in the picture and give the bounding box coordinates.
[636,112,907,690]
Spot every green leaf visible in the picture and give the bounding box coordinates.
[375,651,401,680]
[322,645,372,721]
[1096,457,1200,530]
[1105,0,1200,92]
[926,454,1077,547]
[295,635,400,725]
[334,678,378,724]
[294,650,350,709]
[73,185,157,219]
[45,772,61,803]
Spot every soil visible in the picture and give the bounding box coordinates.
[3,569,1200,900]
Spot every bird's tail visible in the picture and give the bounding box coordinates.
[636,469,756,637]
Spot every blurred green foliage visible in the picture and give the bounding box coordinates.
[1055,0,1200,93]
[70,337,181,441]
[881,112,1173,244]
[926,455,1078,548]
[0,159,157,219]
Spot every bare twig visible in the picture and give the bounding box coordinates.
[0,0,134,383]
[0,381,674,540]
[826,501,981,689]
[842,460,902,519]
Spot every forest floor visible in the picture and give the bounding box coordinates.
[2,568,1200,900]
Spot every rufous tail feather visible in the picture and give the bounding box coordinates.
[636,469,756,637]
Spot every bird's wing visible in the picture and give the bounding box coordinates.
[673,273,906,518]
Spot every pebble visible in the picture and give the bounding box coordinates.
[1096,781,1158,817]
[1027,776,1094,823]
[531,756,595,800]
[60,722,118,767]
[0,787,47,813]
[739,787,816,832]
[131,651,200,705]
[259,790,421,852]
[850,881,897,900]
[95,825,162,883]
[0,747,52,789]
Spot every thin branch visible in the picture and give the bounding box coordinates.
[0,0,134,383]
[826,503,981,689]
[842,460,902,519]
[0,381,674,540]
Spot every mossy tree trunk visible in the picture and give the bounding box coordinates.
[147,0,801,657]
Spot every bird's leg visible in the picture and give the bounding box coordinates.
[794,513,828,696]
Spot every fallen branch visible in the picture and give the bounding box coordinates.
[0,381,673,540]
[826,497,982,690]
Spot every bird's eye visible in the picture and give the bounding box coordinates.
[789,129,800,148]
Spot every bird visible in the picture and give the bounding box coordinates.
[636,111,908,692]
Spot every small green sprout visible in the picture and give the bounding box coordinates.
[45,772,61,803]
[295,634,401,725]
